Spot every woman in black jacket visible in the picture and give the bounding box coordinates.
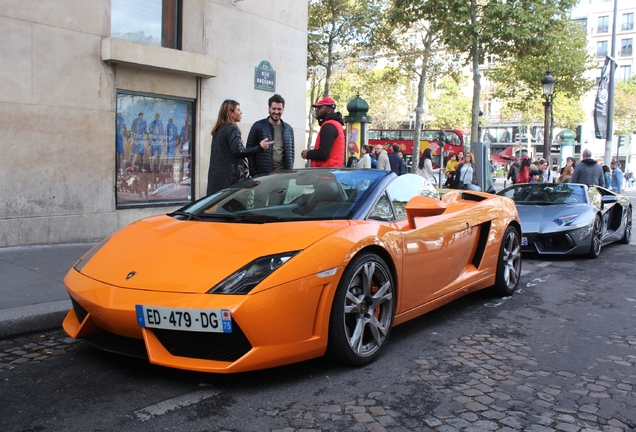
[206,100,272,195]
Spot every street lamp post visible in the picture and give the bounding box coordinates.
[541,68,556,162]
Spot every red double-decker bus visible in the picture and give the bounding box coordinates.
[368,129,469,168]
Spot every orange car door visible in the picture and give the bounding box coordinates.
[398,211,480,311]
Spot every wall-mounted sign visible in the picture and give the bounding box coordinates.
[254,60,276,92]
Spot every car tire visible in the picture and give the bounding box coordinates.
[327,252,395,366]
[587,215,603,259]
[619,207,632,244]
[492,225,522,296]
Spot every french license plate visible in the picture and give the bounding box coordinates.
[522,236,528,246]
[135,305,232,333]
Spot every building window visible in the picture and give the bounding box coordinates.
[574,18,587,32]
[111,0,181,49]
[116,92,193,208]
[597,16,609,33]
[596,67,603,86]
[620,39,633,57]
[596,41,608,58]
[619,66,632,81]
[623,13,634,31]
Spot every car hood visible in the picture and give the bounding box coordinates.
[517,204,592,234]
[77,215,350,293]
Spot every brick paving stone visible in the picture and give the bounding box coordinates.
[578,405,599,415]
[423,417,443,427]
[534,399,555,409]
[474,394,495,405]
[500,416,524,429]
[607,419,629,429]
[446,417,471,428]
[365,422,387,432]
[474,383,495,393]
[345,406,366,414]
[588,392,611,398]
[553,422,581,432]
[368,407,385,416]
[464,401,488,412]
[481,410,506,420]
[555,414,577,423]
[526,426,556,432]
[577,413,597,423]
[586,384,607,392]
[319,405,341,413]
[352,413,374,423]
[375,415,396,427]
[553,408,577,415]
[537,393,556,402]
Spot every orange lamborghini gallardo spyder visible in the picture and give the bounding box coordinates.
[63,169,522,373]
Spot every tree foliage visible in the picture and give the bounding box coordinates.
[307,0,382,98]
[487,20,594,127]
[389,0,580,146]
[426,76,472,129]
[330,63,411,129]
[614,76,636,136]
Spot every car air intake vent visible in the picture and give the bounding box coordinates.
[70,296,88,324]
[152,321,252,362]
[461,192,486,202]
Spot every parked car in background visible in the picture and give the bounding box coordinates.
[497,182,632,258]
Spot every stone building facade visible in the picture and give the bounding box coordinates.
[0,0,308,247]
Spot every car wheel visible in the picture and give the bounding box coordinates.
[492,225,522,296]
[587,215,603,259]
[619,207,632,244]
[327,252,395,366]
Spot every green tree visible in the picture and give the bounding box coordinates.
[307,0,382,147]
[487,20,594,128]
[614,76,636,136]
[389,0,579,153]
[308,0,382,98]
[330,64,411,129]
[427,76,472,129]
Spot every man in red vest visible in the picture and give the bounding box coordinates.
[301,97,345,167]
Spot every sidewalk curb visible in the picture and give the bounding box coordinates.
[0,300,71,339]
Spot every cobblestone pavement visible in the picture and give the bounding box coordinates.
[0,330,79,370]
[2,260,635,431]
[2,327,635,431]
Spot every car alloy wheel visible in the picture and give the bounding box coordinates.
[493,225,522,296]
[328,252,395,366]
[588,215,603,259]
[619,207,632,244]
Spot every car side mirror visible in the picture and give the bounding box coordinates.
[405,196,446,228]
[601,194,618,208]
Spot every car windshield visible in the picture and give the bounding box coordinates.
[172,169,389,222]
[497,183,587,205]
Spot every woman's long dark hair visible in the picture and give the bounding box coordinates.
[520,157,531,171]
[211,99,239,137]
[418,148,432,169]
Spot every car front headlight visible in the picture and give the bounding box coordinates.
[207,251,300,294]
[73,236,111,273]
[554,214,580,227]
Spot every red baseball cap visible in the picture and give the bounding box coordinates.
[312,97,337,108]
